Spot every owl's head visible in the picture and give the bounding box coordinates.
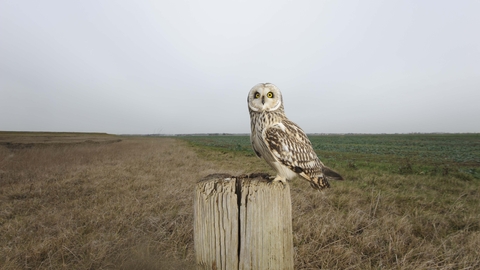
[247,83,284,112]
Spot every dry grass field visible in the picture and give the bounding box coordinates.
[1,132,479,269]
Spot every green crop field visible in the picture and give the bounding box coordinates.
[177,133,480,179]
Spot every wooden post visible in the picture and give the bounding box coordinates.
[194,174,239,270]
[194,174,294,270]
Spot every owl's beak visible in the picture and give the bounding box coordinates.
[261,96,265,104]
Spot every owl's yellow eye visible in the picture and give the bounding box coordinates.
[254,92,260,99]
[267,92,274,98]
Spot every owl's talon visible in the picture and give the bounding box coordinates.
[268,175,287,187]
[266,180,287,188]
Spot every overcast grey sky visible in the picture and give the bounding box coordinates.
[1,0,479,134]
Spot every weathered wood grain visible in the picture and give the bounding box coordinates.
[194,174,293,270]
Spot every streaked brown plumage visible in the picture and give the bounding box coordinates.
[247,83,343,190]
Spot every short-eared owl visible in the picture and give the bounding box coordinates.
[247,83,343,190]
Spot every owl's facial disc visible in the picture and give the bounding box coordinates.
[248,83,282,112]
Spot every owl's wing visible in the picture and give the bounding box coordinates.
[263,120,328,187]
[323,166,344,180]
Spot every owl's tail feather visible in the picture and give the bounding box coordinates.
[310,176,330,190]
[309,167,343,190]
[323,166,344,181]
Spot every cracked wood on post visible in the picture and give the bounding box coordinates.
[194,174,294,270]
